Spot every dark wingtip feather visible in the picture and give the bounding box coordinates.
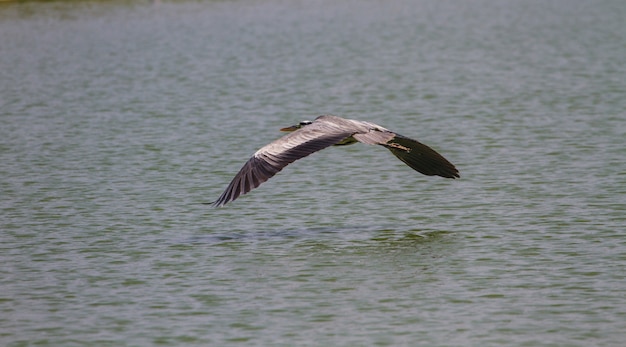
[200,201,222,208]
[211,155,286,206]
[385,135,460,179]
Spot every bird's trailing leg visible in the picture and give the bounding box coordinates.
[386,142,411,152]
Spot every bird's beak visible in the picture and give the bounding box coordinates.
[280,125,299,132]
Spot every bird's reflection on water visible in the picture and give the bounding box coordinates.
[186,226,456,249]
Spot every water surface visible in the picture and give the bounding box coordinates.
[1,0,625,346]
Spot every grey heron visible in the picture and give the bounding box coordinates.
[211,115,459,207]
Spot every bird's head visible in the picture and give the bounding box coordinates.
[280,120,313,132]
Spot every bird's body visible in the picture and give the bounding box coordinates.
[211,115,459,207]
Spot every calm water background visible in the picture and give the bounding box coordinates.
[1,0,625,346]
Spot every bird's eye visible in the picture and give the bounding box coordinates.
[299,121,312,126]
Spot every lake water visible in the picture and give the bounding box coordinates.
[1,0,625,346]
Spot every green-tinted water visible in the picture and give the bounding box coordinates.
[1,0,625,346]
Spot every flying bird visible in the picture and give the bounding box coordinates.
[211,115,459,207]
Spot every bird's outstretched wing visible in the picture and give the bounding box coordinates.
[211,119,354,207]
[350,122,459,179]
[382,134,459,178]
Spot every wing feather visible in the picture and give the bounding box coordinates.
[384,134,459,178]
[211,120,353,207]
